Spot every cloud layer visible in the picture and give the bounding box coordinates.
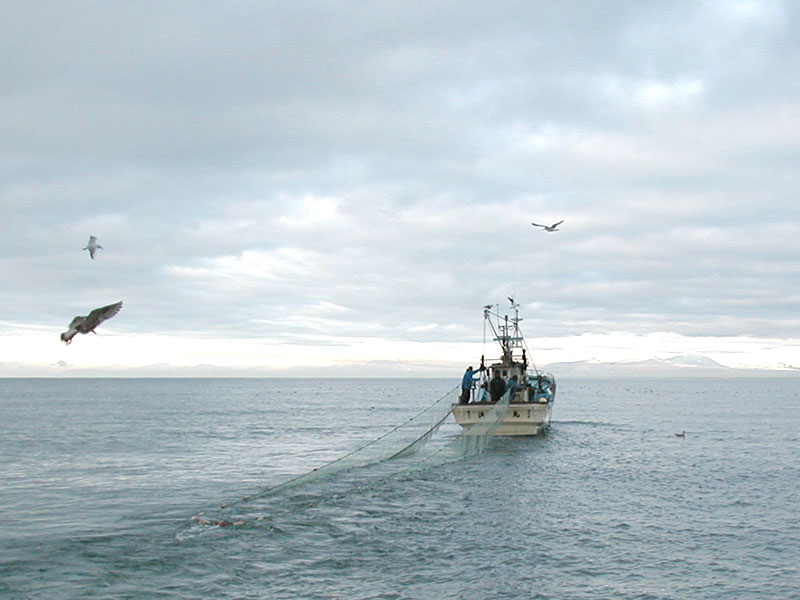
[2,1,800,374]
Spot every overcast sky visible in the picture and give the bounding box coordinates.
[2,1,800,376]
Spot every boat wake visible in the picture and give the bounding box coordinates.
[553,419,620,427]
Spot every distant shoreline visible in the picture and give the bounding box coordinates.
[2,372,800,380]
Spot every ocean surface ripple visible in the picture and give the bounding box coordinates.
[1,377,798,599]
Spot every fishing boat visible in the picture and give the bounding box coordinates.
[451,301,556,436]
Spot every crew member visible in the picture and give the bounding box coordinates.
[489,371,505,403]
[460,365,480,404]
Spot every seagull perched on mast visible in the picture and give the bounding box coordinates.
[531,220,563,232]
[83,236,103,259]
[61,301,122,344]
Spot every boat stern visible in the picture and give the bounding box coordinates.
[451,401,553,436]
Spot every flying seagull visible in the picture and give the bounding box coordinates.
[61,301,123,345]
[83,236,103,259]
[531,220,564,232]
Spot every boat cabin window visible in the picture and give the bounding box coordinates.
[491,368,521,379]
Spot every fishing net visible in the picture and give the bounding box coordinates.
[391,384,513,474]
[189,384,510,528]
[227,384,460,506]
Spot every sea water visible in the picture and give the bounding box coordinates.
[1,377,798,599]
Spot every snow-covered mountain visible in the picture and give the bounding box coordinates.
[542,354,792,377]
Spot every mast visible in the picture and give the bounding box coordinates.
[484,300,525,365]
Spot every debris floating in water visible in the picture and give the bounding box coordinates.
[192,515,244,527]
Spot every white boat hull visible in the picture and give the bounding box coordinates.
[451,401,553,436]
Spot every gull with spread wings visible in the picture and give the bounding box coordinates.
[61,301,123,344]
[531,220,563,232]
[83,236,103,259]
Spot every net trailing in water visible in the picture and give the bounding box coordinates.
[218,384,513,511]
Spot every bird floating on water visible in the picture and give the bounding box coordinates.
[83,236,103,259]
[675,431,685,438]
[61,301,122,344]
[531,220,564,232]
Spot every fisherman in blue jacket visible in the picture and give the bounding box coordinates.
[459,365,482,404]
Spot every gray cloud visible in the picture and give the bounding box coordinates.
[2,1,800,371]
